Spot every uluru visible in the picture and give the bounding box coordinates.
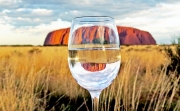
[44,26,156,45]
[44,26,156,72]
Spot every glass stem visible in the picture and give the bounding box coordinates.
[89,90,101,111]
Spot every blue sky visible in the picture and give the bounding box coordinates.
[0,0,180,45]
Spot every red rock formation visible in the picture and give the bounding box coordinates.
[71,26,115,44]
[44,26,156,72]
[82,63,106,72]
[44,26,156,45]
[117,27,156,45]
[44,27,70,45]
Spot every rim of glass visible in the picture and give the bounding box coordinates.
[73,16,114,22]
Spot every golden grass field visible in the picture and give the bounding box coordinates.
[0,45,179,111]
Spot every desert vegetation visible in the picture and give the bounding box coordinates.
[0,45,179,111]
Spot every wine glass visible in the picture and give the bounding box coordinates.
[68,16,121,111]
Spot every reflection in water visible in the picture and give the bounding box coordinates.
[69,49,108,72]
[68,49,120,72]
[69,50,77,67]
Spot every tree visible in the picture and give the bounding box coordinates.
[171,34,180,45]
[165,43,180,76]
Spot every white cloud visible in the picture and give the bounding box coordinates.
[14,19,70,33]
[0,0,180,45]
[70,10,81,16]
[16,8,27,12]
[2,9,11,14]
[0,0,21,8]
[16,17,31,21]
[1,16,41,24]
[0,19,71,45]
[0,8,53,26]
[0,0,21,3]
[34,18,41,22]
[0,19,14,32]
[70,10,79,14]
[31,8,53,16]
[115,2,180,44]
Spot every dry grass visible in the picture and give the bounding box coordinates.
[0,45,179,111]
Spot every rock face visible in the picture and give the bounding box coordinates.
[44,28,70,46]
[82,63,106,72]
[117,27,156,45]
[44,26,156,45]
[71,26,117,45]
